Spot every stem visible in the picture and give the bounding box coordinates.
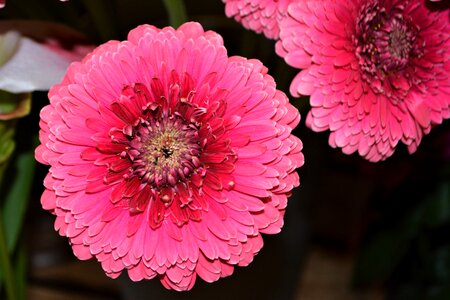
[162,0,188,27]
[81,0,118,41]
[14,243,26,300]
[3,146,36,252]
[0,213,16,300]
[0,122,15,185]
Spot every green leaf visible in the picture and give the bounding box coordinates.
[424,181,450,227]
[0,213,17,300]
[2,146,36,253]
[0,132,36,299]
[0,91,32,121]
[426,286,450,300]
[432,245,450,284]
[0,121,16,185]
[353,231,410,286]
[0,122,15,163]
[14,243,26,300]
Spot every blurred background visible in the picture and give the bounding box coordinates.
[0,0,449,299]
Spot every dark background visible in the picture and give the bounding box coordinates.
[1,1,449,299]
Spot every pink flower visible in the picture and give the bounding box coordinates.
[35,22,304,291]
[222,0,292,39]
[276,0,450,162]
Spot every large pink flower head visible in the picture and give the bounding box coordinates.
[222,0,292,39]
[35,22,304,291]
[276,0,450,162]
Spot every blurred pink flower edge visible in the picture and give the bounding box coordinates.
[276,0,450,162]
[222,0,292,39]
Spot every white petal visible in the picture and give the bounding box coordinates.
[0,31,73,93]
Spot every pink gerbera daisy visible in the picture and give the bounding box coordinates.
[222,0,292,39]
[276,0,450,162]
[35,22,304,291]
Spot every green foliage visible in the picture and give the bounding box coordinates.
[0,132,36,300]
[0,91,32,121]
[0,92,34,299]
[354,178,450,300]
[0,122,15,169]
[2,146,36,253]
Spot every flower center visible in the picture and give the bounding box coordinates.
[354,1,421,84]
[387,19,412,61]
[103,79,216,227]
[131,117,201,188]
